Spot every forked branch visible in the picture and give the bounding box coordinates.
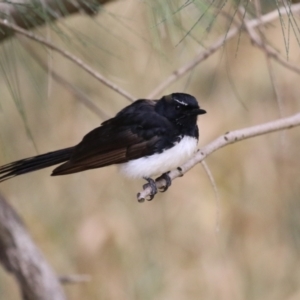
[147,3,300,98]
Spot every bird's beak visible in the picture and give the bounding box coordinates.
[190,108,206,115]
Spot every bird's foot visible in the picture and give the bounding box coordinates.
[141,177,157,201]
[137,174,173,202]
[177,167,184,177]
[156,172,172,192]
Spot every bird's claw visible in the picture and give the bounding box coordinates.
[142,177,157,201]
[138,174,173,202]
[156,172,172,192]
[177,167,184,177]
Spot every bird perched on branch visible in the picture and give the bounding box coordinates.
[0,93,206,201]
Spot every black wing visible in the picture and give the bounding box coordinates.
[52,100,176,175]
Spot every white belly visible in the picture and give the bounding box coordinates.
[119,136,198,178]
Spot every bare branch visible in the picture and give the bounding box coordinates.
[137,112,300,202]
[0,0,117,42]
[20,38,109,120]
[0,193,66,300]
[0,19,135,102]
[239,6,300,76]
[147,3,300,99]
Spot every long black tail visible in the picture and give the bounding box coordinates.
[0,147,75,182]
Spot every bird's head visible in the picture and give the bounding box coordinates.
[155,93,206,127]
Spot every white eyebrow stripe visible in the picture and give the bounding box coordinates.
[174,98,188,106]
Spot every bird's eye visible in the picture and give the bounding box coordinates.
[176,105,181,110]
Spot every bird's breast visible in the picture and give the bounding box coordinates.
[119,136,198,178]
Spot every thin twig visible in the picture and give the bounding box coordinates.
[20,38,109,120]
[0,19,135,102]
[59,274,91,285]
[147,3,300,98]
[251,2,285,117]
[200,160,221,233]
[137,112,300,201]
[239,6,300,76]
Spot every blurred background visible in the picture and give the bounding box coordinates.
[1,0,300,299]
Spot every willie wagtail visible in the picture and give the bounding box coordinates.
[0,93,206,200]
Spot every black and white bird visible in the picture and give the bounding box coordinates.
[0,93,206,200]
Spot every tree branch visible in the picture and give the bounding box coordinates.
[20,38,110,120]
[147,3,300,99]
[137,112,300,202]
[0,193,66,300]
[0,18,135,102]
[0,0,116,42]
[239,6,300,76]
